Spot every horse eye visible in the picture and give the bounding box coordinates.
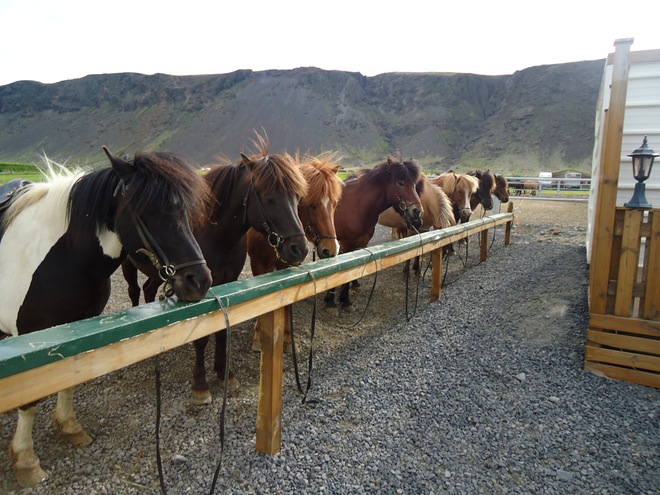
[397,180,405,187]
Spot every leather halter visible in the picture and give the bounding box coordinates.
[115,180,206,299]
[242,180,306,263]
[302,205,337,250]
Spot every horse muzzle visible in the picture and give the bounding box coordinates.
[172,263,212,302]
[404,205,423,229]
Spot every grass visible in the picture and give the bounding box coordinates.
[1,162,45,186]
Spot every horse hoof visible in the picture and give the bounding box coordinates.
[61,430,92,448]
[191,389,212,406]
[341,304,355,313]
[221,376,241,392]
[15,462,48,488]
[324,306,340,317]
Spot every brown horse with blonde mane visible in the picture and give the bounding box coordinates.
[248,151,343,351]
[431,172,479,223]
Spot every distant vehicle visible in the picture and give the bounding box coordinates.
[564,171,582,188]
[538,172,553,187]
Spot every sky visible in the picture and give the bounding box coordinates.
[1,0,659,87]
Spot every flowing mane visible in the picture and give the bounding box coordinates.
[436,172,478,195]
[299,152,343,206]
[346,157,423,190]
[204,135,308,218]
[66,151,211,245]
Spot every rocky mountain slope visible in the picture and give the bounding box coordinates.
[0,60,605,175]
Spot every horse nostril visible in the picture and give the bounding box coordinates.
[319,247,331,259]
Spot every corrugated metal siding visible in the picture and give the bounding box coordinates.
[587,49,660,262]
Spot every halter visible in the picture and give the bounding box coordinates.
[115,180,206,299]
[397,195,423,230]
[242,180,306,264]
[302,205,337,251]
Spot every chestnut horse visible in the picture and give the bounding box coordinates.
[378,179,455,277]
[123,134,308,400]
[247,151,343,351]
[0,148,212,487]
[324,156,424,312]
[494,174,510,204]
[430,172,479,223]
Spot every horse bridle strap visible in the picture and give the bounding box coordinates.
[243,180,306,258]
[303,206,337,248]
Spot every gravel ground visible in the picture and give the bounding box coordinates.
[1,198,658,494]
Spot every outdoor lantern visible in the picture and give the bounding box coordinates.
[624,136,658,209]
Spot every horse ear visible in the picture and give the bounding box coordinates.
[240,153,253,170]
[102,146,134,182]
[330,164,341,175]
[387,156,394,165]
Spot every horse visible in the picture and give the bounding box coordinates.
[494,174,510,203]
[467,169,496,214]
[378,179,456,278]
[0,147,213,487]
[122,133,309,401]
[324,156,424,312]
[430,172,479,223]
[247,151,343,352]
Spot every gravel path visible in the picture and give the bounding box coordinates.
[1,200,658,494]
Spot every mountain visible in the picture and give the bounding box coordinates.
[0,60,605,175]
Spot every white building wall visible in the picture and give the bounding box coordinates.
[586,48,660,263]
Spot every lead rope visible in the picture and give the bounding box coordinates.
[336,247,379,330]
[289,268,319,404]
[404,226,424,321]
[153,292,231,495]
[208,293,232,495]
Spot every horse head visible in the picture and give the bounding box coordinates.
[471,170,495,211]
[384,156,424,229]
[239,136,309,266]
[494,174,510,203]
[102,146,212,302]
[299,152,343,259]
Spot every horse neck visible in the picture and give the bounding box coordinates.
[199,167,252,246]
[341,177,391,222]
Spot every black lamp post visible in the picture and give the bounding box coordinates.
[624,136,658,209]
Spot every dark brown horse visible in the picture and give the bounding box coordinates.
[324,156,424,312]
[468,170,496,214]
[0,148,212,487]
[247,151,343,351]
[494,174,510,203]
[123,134,309,401]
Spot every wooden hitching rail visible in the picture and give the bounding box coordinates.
[0,206,514,454]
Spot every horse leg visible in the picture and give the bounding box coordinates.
[350,280,361,291]
[10,404,48,487]
[192,336,212,405]
[339,282,354,312]
[214,331,240,391]
[324,288,339,316]
[121,261,141,307]
[413,255,421,277]
[53,387,92,447]
[402,259,411,280]
[143,277,161,304]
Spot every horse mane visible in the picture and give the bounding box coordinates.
[67,151,211,244]
[245,132,307,199]
[426,182,456,228]
[204,133,308,218]
[469,169,496,193]
[299,152,343,206]
[345,156,423,190]
[437,172,478,195]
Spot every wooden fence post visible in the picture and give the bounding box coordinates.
[255,307,285,455]
[589,38,633,314]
